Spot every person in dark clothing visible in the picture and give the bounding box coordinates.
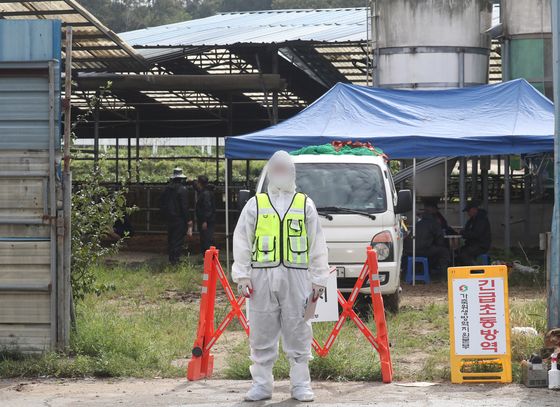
[424,204,457,236]
[457,200,491,266]
[404,211,450,279]
[160,168,193,264]
[195,175,216,254]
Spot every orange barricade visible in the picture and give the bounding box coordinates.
[187,246,393,383]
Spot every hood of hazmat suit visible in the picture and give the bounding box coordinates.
[231,150,329,401]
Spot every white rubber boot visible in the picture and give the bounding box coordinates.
[290,361,314,402]
[244,363,273,401]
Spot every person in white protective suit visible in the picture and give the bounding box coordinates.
[232,150,330,402]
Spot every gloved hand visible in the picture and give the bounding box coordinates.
[237,278,253,298]
[312,283,325,302]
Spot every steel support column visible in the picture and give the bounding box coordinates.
[548,0,560,329]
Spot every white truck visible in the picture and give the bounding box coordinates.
[241,154,412,312]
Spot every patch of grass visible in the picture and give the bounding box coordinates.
[225,303,449,382]
[224,298,547,383]
[92,260,202,302]
[1,257,547,383]
[0,260,205,378]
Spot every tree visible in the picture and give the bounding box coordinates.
[79,0,190,32]
[272,0,367,8]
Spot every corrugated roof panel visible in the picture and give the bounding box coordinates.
[0,1,146,72]
[120,8,368,48]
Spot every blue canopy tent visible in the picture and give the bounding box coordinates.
[223,79,555,280]
[225,79,554,160]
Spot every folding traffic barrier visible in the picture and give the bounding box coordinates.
[187,246,393,383]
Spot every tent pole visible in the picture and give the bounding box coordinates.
[524,160,531,245]
[459,157,466,227]
[504,155,511,254]
[471,157,478,198]
[412,158,416,286]
[225,158,230,274]
[444,158,448,217]
[482,157,489,210]
[549,0,560,329]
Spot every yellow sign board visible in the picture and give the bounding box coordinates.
[448,265,512,383]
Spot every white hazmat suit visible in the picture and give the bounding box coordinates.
[232,151,330,402]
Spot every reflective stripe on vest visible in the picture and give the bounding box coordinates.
[252,192,309,269]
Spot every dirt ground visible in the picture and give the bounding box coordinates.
[400,281,544,308]
[1,378,558,406]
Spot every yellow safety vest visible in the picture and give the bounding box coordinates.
[252,192,309,269]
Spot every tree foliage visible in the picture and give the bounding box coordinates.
[71,170,132,300]
[78,0,368,31]
[79,0,190,32]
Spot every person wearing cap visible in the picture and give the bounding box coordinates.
[423,203,456,237]
[195,174,216,254]
[457,200,491,266]
[160,167,193,264]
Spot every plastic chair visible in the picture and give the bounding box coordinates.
[477,253,491,265]
[405,256,431,284]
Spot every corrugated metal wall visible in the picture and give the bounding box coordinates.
[0,20,67,353]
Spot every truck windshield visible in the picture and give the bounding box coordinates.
[295,163,387,213]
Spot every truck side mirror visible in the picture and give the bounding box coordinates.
[238,189,254,210]
[395,190,412,214]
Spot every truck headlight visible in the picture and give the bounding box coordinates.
[371,230,394,262]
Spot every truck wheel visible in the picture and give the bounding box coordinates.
[383,291,400,314]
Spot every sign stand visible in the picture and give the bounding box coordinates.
[448,265,512,383]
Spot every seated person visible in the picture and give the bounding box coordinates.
[423,203,457,236]
[457,200,491,266]
[404,210,450,279]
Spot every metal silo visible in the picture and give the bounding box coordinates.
[374,0,493,89]
[502,0,552,98]
[373,0,492,207]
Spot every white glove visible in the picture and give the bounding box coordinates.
[312,283,325,302]
[237,278,253,298]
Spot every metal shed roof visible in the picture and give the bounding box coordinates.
[0,0,146,72]
[119,8,371,87]
[120,8,368,49]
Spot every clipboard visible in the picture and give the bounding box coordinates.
[304,291,318,321]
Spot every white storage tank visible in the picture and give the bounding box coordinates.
[375,0,493,89]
